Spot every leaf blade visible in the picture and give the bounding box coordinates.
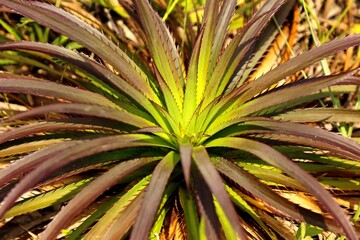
[207,137,358,239]
[130,151,180,240]
[192,146,247,240]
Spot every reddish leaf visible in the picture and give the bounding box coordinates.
[192,146,248,240]
[4,103,155,129]
[130,151,179,240]
[0,134,169,218]
[42,158,158,239]
[206,137,358,239]
[0,77,117,108]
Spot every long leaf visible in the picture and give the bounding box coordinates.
[3,178,92,219]
[206,137,358,239]
[0,141,78,188]
[130,151,180,240]
[183,28,203,128]
[234,71,356,118]
[178,187,200,240]
[0,0,160,103]
[206,117,360,161]
[179,141,193,189]
[41,159,157,239]
[133,0,184,113]
[192,165,220,239]
[100,191,144,240]
[236,0,296,85]
[196,0,219,106]
[247,119,360,161]
[4,103,155,129]
[236,35,360,105]
[0,120,117,145]
[212,157,341,232]
[0,41,169,128]
[0,77,117,108]
[203,0,286,107]
[274,108,360,123]
[192,146,248,240]
[0,134,170,218]
[226,186,276,240]
[207,0,237,78]
[207,70,356,134]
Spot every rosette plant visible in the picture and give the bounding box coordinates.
[1,0,360,239]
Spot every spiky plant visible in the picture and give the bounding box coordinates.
[1,0,360,239]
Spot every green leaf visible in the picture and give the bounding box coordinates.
[214,197,237,240]
[84,176,150,239]
[65,196,120,240]
[192,146,247,239]
[99,190,145,239]
[0,19,22,40]
[295,223,323,239]
[207,0,237,79]
[3,178,92,219]
[226,186,277,239]
[196,0,219,106]
[203,0,286,107]
[130,151,180,240]
[41,158,158,239]
[133,0,184,114]
[179,187,199,240]
[183,28,203,129]
[150,183,179,238]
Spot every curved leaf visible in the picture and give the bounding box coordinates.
[203,0,286,107]
[275,108,360,123]
[0,141,78,188]
[100,191,144,240]
[41,159,157,239]
[206,117,360,161]
[0,120,117,145]
[0,134,170,218]
[236,35,360,105]
[130,151,180,240]
[133,0,184,113]
[0,41,167,124]
[213,157,342,233]
[0,77,117,108]
[192,146,247,240]
[3,178,92,219]
[235,71,356,117]
[206,137,358,239]
[4,103,155,129]
[0,0,160,103]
